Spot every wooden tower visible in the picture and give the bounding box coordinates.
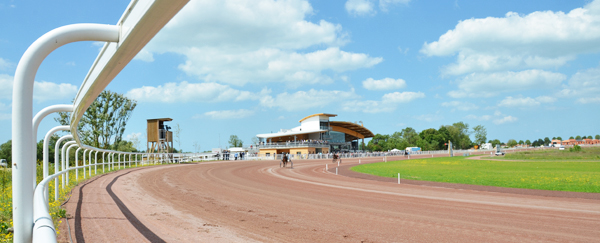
[147,118,173,153]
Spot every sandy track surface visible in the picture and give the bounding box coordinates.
[60,155,600,242]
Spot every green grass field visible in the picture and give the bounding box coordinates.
[351,154,600,193]
[493,147,600,161]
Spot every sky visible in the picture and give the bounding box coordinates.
[1,0,599,152]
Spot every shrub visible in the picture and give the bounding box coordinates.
[569,145,582,152]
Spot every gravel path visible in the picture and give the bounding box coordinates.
[59,155,600,242]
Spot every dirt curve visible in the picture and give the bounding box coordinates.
[59,155,600,242]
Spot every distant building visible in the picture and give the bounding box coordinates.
[480,143,493,150]
[256,113,374,156]
[561,138,600,146]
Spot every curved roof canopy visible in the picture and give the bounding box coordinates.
[329,121,374,141]
[298,113,337,123]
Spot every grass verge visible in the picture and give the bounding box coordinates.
[351,156,600,193]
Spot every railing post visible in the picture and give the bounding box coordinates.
[83,149,88,179]
[54,135,72,201]
[94,151,98,175]
[75,148,82,181]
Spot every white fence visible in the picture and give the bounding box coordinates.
[11,1,189,242]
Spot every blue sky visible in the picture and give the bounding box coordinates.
[1,0,599,152]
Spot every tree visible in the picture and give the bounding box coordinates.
[525,139,531,146]
[0,140,11,166]
[596,135,600,139]
[507,139,518,147]
[251,136,259,145]
[544,137,551,145]
[473,125,487,145]
[575,135,582,140]
[557,136,562,141]
[588,135,593,139]
[569,136,574,139]
[55,90,137,150]
[518,140,524,145]
[228,135,243,147]
[490,139,501,148]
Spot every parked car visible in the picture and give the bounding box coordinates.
[494,152,505,156]
[559,146,565,150]
[0,159,7,167]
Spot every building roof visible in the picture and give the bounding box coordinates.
[147,118,173,122]
[329,121,375,140]
[298,113,337,123]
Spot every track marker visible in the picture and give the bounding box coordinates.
[398,173,400,184]
[336,167,338,175]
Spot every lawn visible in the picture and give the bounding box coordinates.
[351,156,600,193]
[493,146,600,161]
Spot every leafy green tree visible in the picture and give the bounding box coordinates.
[544,137,551,145]
[557,136,562,141]
[569,136,574,139]
[575,135,582,140]
[518,140,524,145]
[473,125,487,145]
[0,140,12,166]
[490,139,501,148]
[55,90,137,150]
[228,135,243,147]
[506,139,518,147]
[596,135,600,139]
[525,139,531,146]
[588,135,593,139]
[537,139,544,146]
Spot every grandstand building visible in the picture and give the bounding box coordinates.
[255,113,374,156]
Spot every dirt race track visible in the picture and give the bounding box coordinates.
[59,155,600,242]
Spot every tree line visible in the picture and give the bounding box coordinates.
[366,122,487,151]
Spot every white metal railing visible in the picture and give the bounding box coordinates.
[11,1,189,242]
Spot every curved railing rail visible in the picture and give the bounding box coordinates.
[11,0,189,242]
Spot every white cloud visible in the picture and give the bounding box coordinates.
[577,97,600,104]
[0,74,78,103]
[203,109,255,119]
[0,102,9,111]
[493,115,518,125]
[421,1,600,75]
[345,0,410,16]
[362,78,407,90]
[133,49,154,62]
[498,96,556,107]
[175,47,381,87]
[142,0,381,87]
[379,0,410,11]
[0,58,13,70]
[558,65,600,100]
[345,0,376,16]
[126,81,267,103]
[381,91,425,103]
[33,81,78,102]
[448,70,565,98]
[465,114,492,121]
[125,132,142,141]
[261,89,358,111]
[0,113,10,120]
[441,101,479,111]
[414,114,442,122]
[343,91,425,113]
